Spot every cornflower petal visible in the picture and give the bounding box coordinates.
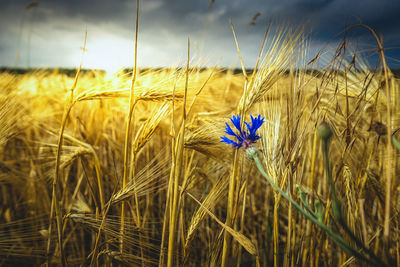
[248,114,264,141]
[221,114,264,149]
[245,121,252,135]
[221,136,242,148]
[225,122,243,141]
[230,115,242,133]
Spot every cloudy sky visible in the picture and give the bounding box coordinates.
[1,0,400,71]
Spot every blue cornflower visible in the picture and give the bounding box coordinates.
[221,114,265,149]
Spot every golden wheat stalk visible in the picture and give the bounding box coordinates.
[74,86,184,103]
[185,174,228,246]
[133,102,170,153]
[239,25,304,113]
[110,151,170,204]
[166,38,190,267]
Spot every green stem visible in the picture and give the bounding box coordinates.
[321,139,342,223]
[252,154,364,259]
[295,184,317,219]
[320,137,387,266]
[392,135,400,152]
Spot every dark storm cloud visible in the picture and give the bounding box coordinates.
[5,0,132,21]
[1,0,400,68]
[298,0,400,41]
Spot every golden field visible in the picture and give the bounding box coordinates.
[0,26,400,267]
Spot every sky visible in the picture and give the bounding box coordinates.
[1,0,400,72]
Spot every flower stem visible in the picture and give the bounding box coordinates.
[392,135,400,152]
[251,154,365,261]
[321,137,343,224]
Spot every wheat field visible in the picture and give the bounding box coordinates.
[0,21,400,267]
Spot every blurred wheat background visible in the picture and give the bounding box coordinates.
[0,15,400,267]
